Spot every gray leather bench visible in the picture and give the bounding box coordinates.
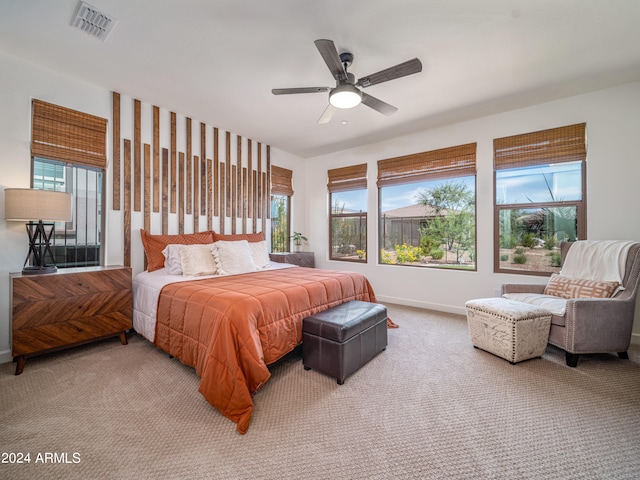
[302,300,388,384]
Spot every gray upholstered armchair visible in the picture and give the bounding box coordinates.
[501,241,640,367]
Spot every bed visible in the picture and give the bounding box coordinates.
[133,230,380,434]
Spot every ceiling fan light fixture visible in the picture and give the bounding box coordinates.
[329,84,362,109]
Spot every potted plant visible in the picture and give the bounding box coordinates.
[290,232,308,252]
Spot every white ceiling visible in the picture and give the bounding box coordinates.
[1,0,640,158]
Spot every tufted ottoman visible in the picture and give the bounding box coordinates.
[302,300,388,384]
[465,297,552,364]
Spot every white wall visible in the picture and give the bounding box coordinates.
[304,81,640,343]
[0,53,306,362]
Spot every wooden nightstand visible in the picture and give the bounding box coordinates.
[269,252,315,268]
[10,265,133,375]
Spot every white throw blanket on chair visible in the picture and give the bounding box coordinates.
[560,240,636,283]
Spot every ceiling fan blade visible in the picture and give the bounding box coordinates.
[361,93,398,116]
[272,87,331,95]
[317,104,337,124]
[314,39,347,81]
[356,58,422,88]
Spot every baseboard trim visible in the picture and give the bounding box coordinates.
[376,295,467,317]
[0,349,12,365]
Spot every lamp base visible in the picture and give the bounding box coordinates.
[22,265,57,275]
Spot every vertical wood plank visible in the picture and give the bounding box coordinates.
[112,92,121,211]
[266,145,271,220]
[247,139,252,219]
[213,127,219,217]
[207,158,213,231]
[194,155,200,232]
[186,118,192,215]
[123,139,131,267]
[226,132,231,218]
[179,152,185,234]
[187,154,192,215]
[236,136,242,219]
[201,122,207,214]
[231,164,237,234]
[143,143,150,231]
[242,167,247,234]
[257,142,262,220]
[170,112,177,214]
[252,170,258,232]
[134,99,141,212]
[220,162,226,234]
[153,106,160,213]
[162,148,169,235]
[261,171,267,234]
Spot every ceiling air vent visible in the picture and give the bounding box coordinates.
[70,1,117,41]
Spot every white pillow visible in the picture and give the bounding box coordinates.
[178,243,218,276]
[248,240,271,269]
[211,240,258,275]
[162,244,184,275]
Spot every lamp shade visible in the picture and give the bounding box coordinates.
[4,188,72,222]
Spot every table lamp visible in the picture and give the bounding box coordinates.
[4,188,72,274]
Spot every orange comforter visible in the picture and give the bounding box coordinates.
[154,267,376,434]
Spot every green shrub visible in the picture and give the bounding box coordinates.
[521,233,538,248]
[430,248,444,260]
[542,235,557,250]
[513,253,527,264]
[515,247,525,255]
[500,254,509,261]
[550,251,562,267]
[420,235,439,257]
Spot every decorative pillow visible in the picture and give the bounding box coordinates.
[211,240,258,275]
[178,244,218,276]
[543,274,620,299]
[140,229,216,272]
[162,244,184,275]
[248,240,271,269]
[212,231,265,243]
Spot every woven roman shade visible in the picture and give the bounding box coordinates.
[377,143,477,188]
[494,123,586,170]
[32,99,107,169]
[271,165,294,196]
[327,163,367,193]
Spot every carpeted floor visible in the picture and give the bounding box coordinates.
[1,303,639,480]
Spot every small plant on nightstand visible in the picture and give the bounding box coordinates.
[291,232,308,252]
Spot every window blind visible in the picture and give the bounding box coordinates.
[327,163,367,192]
[271,165,294,196]
[494,123,586,170]
[32,99,107,169]
[377,143,476,188]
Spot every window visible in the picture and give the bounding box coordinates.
[377,143,477,269]
[328,164,367,262]
[31,100,107,268]
[270,165,293,252]
[494,123,586,275]
[33,158,103,267]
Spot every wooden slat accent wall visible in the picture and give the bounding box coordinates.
[112,92,273,267]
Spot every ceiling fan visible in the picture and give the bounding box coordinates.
[272,39,422,124]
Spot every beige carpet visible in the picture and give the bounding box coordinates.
[1,303,639,480]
